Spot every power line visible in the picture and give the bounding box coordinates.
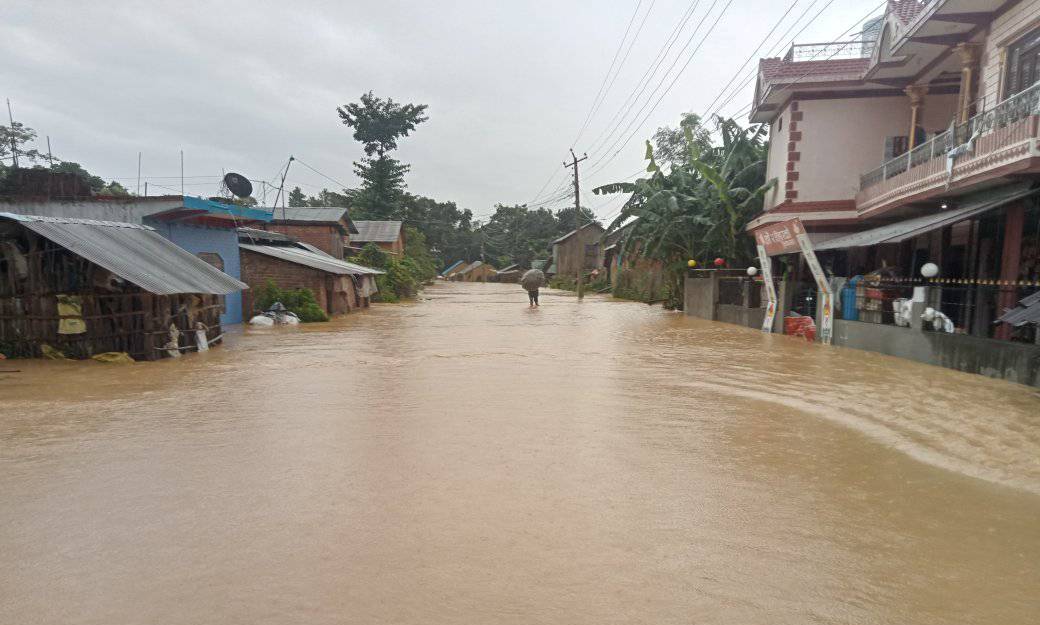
[703,0,854,121]
[584,0,714,161]
[584,0,660,138]
[701,0,827,120]
[585,0,737,178]
[571,0,646,148]
[721,1,886,120]
[697,0,803,120]
[293,157,352,190]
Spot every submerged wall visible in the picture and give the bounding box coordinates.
[147,220,244,325]
[834,320,1040,388]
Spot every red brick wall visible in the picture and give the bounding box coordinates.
[241,250,359,316]
[263,224,345,259]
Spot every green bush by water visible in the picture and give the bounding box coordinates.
[253,280,329,322]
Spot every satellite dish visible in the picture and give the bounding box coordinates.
[223,172,253,198]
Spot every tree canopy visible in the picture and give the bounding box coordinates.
[336,91,429,158]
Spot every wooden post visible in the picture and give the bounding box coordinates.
[995,202,1025,340]
[956,43,982,123]
[905,85,928,149]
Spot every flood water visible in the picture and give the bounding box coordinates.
[2,281,1039,624]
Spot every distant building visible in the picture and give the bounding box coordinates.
[0,194,270,325]
[494,263,523,283]
[451,260,496,282]
[0,212,245,360]
[441,260,466,278]
[262,206,357,259]
[551,223,605,278]
[238,228,383,316]
[443,261,470,279]
[350,220,405,255]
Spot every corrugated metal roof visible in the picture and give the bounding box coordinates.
[352,220,403,243]
[456,260,484,275]
[816,185,1040,251]
[237,227,292,243]
[553,223,604,245]
[240,243,384,275]
[0,212,247,295]
[997,291,1040,327]
[441,260,465,275]
[266,206,348,223]
[263,207,355,234]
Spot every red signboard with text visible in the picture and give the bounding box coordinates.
[754,219,803,256]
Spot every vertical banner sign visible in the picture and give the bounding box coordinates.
[757,244,777,333]
[791,220,834,345]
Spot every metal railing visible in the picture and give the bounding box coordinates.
[784,40,875,62]
[860,80,1040,189]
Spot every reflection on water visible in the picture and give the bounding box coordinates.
[2,282,1039,625]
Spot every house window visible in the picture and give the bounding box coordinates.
[1004,26,1040,98]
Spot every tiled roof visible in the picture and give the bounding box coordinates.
[352,220,403,243]
[889,0,926,25]
[761,57,871,81]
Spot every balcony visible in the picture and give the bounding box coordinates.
[858,81,1040,215]
[783,40,875,62]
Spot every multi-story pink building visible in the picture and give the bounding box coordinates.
[747,0,1040,383]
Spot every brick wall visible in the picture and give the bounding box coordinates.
[263,223,345,259]
[241,250,343,315]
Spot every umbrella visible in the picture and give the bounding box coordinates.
[521,269,545,291]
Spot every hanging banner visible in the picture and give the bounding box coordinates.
[757,244,777,333]
[790,220,834,345]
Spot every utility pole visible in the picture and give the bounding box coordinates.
[564,149,588,299]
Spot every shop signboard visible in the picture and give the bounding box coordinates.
[753,219,833,344]
[754,220,801,256]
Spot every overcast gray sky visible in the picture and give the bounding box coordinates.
[1,0,873,222]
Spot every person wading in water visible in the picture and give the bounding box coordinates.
[520,267,545,308]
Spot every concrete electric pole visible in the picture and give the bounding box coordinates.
[564,149,588,299]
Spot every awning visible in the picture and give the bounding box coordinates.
[0,212,247,295]
[816,184,1040,251]
[240,243,384,275]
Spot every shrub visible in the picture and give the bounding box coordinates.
[253,279,329,322]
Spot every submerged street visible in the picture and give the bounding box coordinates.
[2,281,1039,624]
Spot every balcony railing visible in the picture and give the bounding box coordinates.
[861,80,1040,191]
[784,40,875,62]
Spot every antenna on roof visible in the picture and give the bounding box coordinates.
[271,155,295,221]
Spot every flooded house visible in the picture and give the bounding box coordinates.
[551,223,605,278]
[493,264,523,283]
[1,192,271,325]
[350,220,405,255]
[450,260,496,282]
[0,213,246,360]
[440,260,466,279]
[442,260,469,279]
[740,0,1040,386]
[262,206,357,259]
[238,228,383,316]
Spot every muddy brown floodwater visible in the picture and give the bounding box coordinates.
[2,281,1039,624]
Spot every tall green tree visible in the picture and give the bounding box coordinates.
[287,186,307,207]
[337,92,428,220]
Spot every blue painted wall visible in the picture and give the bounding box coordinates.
[145,219,245,325]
